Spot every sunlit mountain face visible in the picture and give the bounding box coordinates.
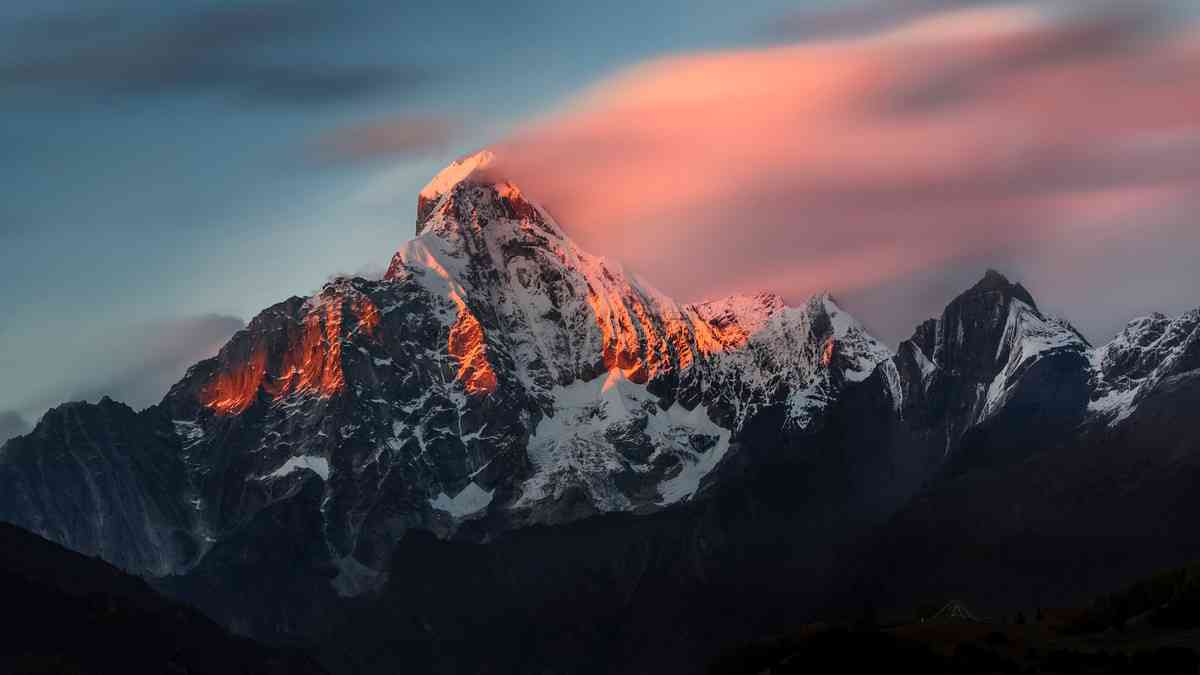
[3,2,1200,674]
[201,299,371,415]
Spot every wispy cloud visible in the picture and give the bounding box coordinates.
[480,3,1200,341]
[0,2,429,105]
[7,314,247,422]
[60,314,245,411]
[313,116,459,163]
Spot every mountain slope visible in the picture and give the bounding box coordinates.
[887,270,1091,467]
[0,398,193,575]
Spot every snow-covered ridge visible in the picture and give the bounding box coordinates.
[983,299,1088,419]
[1089,308,1200,424]
[820,293,893,382]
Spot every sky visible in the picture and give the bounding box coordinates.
[2,0,1199,439]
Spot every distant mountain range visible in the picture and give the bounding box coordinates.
[2,151,1197,673]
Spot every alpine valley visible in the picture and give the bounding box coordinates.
[3,152,1199,674]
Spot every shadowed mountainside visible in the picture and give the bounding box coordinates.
[0,521,327,674]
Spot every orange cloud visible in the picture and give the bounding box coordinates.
[485,5,1200,339]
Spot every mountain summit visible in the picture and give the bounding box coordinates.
[1,154,1196,650]
[415,149,506,233]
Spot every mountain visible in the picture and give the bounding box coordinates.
[0,397,194,575]
[0,520,327,674]
[313,255,1197,675]
[1090,309,1200,425]
[835,304,1200,621]
[309,267,1198,674]
[887,269,1092,474]
[0,151,1196,672]
[0,150,894,636]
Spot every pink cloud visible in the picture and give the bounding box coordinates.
[487,5,1200,341]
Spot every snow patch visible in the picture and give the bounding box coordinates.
[518,369,732,510]
[1088,386,1139,425]
[824,295,893,382]
[331,556,384,597]
[267,455,330,481]
[172,420,205,449]
[912,344,937,381]
[429,482,494,518]
[983,300,1085,419]
[878,359,904,414]
[653,401,732,504]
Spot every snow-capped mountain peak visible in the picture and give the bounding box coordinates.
[1089,308,1200,424]
[416,150,500,229]
[412,149,552,241]
[885,269,1092,456]
[419,149,497,201]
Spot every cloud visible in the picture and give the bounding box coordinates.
[0,411,30,444]
[483,4,1200,343]
[313,116,459,163]
[64,314,245,411]
[0,2,429,105]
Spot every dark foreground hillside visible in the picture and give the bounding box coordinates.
[710,624,1200,675]
[713,560,1200,675]
[0,522,327,675]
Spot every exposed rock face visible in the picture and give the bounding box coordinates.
[887,269,1092,469]
[0,398,193,575]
